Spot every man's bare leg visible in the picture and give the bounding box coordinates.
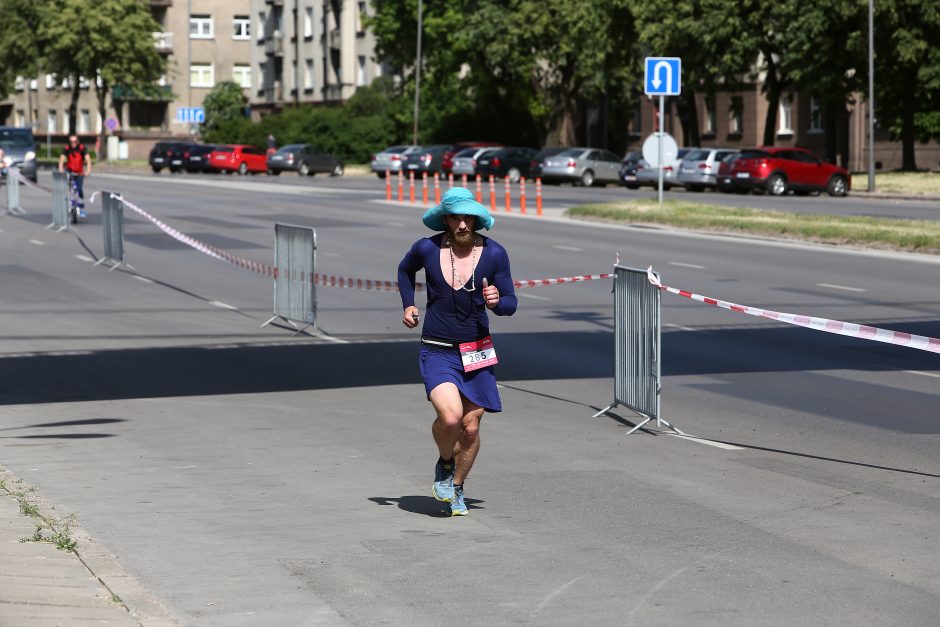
[429,383,463,458]
[454,397,484,485]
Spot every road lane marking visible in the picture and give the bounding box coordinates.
[668,261,706,269]
[817,283,867,293]
[905,370,940,379]
[386,221,405,227]
[133,275,154,284]
[28,239,45,246]
[667,433,744,450]
[664,322,697,332]
[208,300,238,310]
[74,254,94,262]
[517,293,551,301]
[552,245,582,252]
[320,251,339,257]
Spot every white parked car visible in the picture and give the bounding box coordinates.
[450,147,499,177]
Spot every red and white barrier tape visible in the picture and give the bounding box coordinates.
[8,168,53,194]
[646,266,940,355]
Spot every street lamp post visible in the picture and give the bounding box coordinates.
[868,0,875,192]
[412,0,423,146]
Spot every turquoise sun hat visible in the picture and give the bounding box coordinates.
[422,187,495,231]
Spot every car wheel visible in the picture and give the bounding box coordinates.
[579,170,595,187]
[625,184,639,190]
[269,170,280,176]
[508,167,521,183]
[687,184,703,192]
[152,166,162,173]
[767,173,787,196]
[827,175,848,197]
[332,163,344,177]
[238,162,248,176]
[376,171,386,179]
[299,163,310,176]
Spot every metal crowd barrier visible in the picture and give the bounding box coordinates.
[262,222,317,335]
[48,171,70,231]
[95,191,126,271]
[593,264,683,434]
[5,168,23,215]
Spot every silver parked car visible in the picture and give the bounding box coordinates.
[636,147,695,190]
[539,147,621,187]
[677,148,739,191]
[371,145,419,178]
[450,147,499,178]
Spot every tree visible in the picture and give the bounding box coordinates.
[202,81,249,136]
[41,0,165,158]
[0,0,46,114]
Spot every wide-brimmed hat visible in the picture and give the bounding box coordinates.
[422,187,494,231]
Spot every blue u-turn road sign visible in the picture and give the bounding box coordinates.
[644,57,682,96]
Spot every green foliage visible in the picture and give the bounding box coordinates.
[0,0,45,99]
[202,81,250,136]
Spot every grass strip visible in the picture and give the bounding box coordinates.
[567,199,940,254]
[862,171,940,195]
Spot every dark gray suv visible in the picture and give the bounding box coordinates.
[0,127,38,182]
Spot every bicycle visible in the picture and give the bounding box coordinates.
[66,172,85,224]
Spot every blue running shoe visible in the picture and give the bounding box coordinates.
[78,209,87,220]
[432,458,455,503]
[450,484,468,516]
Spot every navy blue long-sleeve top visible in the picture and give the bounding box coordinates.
[398,233,517,342]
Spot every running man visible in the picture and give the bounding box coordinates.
[398,186,517,516]
[58,135,92,219]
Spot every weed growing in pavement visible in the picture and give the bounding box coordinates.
[1,478,78,552]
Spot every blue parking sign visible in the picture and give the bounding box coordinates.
[175,107,206,124]
[644,57,681,96]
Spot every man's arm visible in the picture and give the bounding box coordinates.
[398,240,424,328]
[57,152,66,172]
[84,151,92,176]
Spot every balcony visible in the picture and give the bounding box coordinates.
[263,81,284,103]
[323,84,343,101]
[150,0,172,6]
[265,32,284,56]
[328,28,342,51]
[153,32,173,54]
[265,0,284,5]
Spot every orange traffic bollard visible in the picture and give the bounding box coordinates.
[536,177,543,216]
[397,170,403,202]
[488,175,497,213]
[475,174,483,203]
[461,173,468,188]
[422,171,429,206]
[448,172,454,189]
[385,170,391,200]
[409,171,415,204]
[504,176,511,213]
[434,172,441,204]
[519,177,527,214]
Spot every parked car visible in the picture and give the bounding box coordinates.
[529,147,566,179]
[635,147,695,189]
[268,144,344,177]
[0,126,38,182]
[441,142,501,174]
[451,147,500,178]
[207,145,268,175]
[540,147,622,187]
[183,144,217,173]
[716,152,743,193]
[401,145,449,175]
[474,147,538,182]
[371,145,419,178]
[677,148,740,191]
[148,141,197,173]
[729,147,850,196]
[618,150,644,189]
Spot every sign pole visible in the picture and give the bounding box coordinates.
[658,94,664,205]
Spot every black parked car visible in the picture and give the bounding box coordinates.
[402,145,449,174]
[267,144,344,176]
[149,141,197,173]
[528,147,566,179]
[619,150,643,189]
[474,147,539,182]
[183,144,217,173]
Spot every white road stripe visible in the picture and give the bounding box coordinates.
[668,261,706,269]
[320,251,340,257]
[208,300,238,310]
[28,239,45,246]
[553,245,582,252]
[664,322,697,332]
[667,433,744,450]
[133,275,154,284]
[75,254,94,262]
[817,283,867,293]
[517,292,551,301]
[905,370,940,379]
[386,221,405,227]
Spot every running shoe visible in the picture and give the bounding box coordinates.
[450,484,468,516]
[432,458,455,503]
[78,209,87,220]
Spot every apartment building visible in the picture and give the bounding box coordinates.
[250,0,383,113]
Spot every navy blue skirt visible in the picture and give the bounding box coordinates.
[419,345,502,412]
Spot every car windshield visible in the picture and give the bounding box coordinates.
[557,149,585,158]
[214,147,234,153]
[684,149,711,161]
[740,149,771,158]
[0,129,34,149]
[382,146,408,154]
[676,149,691,159]
[277,145,305,153]
[534,148,564,160]
[455,148,478,158]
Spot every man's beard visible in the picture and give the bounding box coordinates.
[450,229,473,249]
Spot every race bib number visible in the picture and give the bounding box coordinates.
[459,336,498,373]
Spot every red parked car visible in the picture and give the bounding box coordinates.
[729,147,850,197]
[440,141,502,174]
[207,145,268,175]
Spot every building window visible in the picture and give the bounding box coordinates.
[79,76,90,89]
[233,16,250,40]
[233,65,251,89]
[79,109,90,133]
[304,7,314,38]
[257,12,266,40]
[356,2,367,34]
[45,74,56,89]
[258,63,265,91]
[357,56,367,86]
[809,96,823,133]
[703,96,716,135]
[46,110,57,133]
[189,14,213,39]
[778,94,793,134]
[15,110,25,126]
[729,96,743,135]
[14,76,25,91]
[30,79,38,91]
[190,63,214,88]
[305,59,315,90]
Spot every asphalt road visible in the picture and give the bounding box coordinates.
[0,172,938,625]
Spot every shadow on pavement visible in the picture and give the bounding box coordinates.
[0,418,126,431]
[368,495,484,517]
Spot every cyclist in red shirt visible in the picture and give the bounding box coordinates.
[58,135,92,218]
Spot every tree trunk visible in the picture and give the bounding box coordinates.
[824,102,838,164]
[900,73,917,171]
[96,82,108,161]
[762,53,780,146]
[553,90,581,147]
[682,91,701,147]
[68,74,80,136]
